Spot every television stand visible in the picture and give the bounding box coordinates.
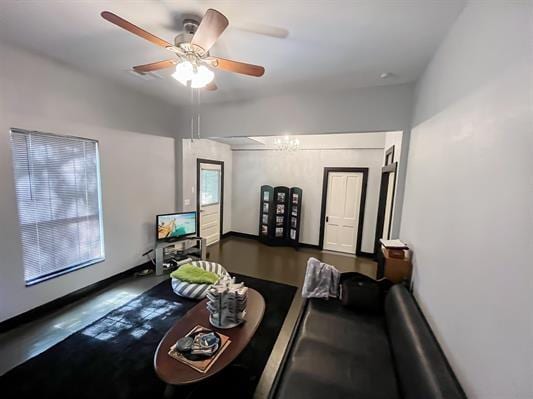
[155,237,207,276]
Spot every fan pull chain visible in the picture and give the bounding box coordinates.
[189,87,202,141]
[197,88,201,140]
[189,85,194,143]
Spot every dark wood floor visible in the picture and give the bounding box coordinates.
[206,236,377,398]
[207,236,377,287]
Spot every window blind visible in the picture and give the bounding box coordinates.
[10,129,105,285]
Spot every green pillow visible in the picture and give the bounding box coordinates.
[170,263,219,284]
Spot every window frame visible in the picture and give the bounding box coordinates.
[10,128,106,286]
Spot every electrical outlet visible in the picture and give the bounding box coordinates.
[184,199,190,206]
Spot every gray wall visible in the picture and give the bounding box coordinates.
[0,42,176,322]
[0,42,178,138]
[401,2,533,398]
[176,83,414,138]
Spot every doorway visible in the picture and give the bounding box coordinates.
[196,158,224,246]
[374,146,398,254]
[319,167,368,255]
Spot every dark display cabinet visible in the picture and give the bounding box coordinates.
[273,186,290,241]
[259,185,302,246]
[288,187,303,244]
[259,185,274,241]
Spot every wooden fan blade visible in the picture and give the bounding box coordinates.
[205,81,218,91]
[133,59,177,73]
[101,11,173,49]
[213,57,265,77]
[191,9,229,53]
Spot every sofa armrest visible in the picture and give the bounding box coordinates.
[385,285,466,399]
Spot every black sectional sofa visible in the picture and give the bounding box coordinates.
[270,284,466,399]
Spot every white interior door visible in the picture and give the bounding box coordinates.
[323,172,363,254]
[199,162,222,246]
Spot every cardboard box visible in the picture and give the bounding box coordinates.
[382,247,412,284]
[385,248,407,259]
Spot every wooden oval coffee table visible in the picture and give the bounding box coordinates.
[154,287,265,386]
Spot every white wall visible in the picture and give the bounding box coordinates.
[176,83,414,138]
[180,139,232,234]
[0,42,176,322]
[231,140,385,253]
[401,2,533,398]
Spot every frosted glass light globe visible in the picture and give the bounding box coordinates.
[172,61,194,86]
[191,65,214,88]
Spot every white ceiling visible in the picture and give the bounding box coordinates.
[0,0,465,106]
[210,137,264,146]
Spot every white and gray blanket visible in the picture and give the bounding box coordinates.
[302,257,340,299]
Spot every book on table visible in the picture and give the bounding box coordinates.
[168,325,231,374]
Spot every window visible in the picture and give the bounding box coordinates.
[10,129,105,285]
[200,168,220,206]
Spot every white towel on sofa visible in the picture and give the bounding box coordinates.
[302,257,340,299]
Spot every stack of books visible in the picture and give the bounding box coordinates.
[206,278,248,329]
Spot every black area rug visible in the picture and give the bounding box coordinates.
[0,274,296,399]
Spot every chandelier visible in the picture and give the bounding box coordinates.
[274,135,300,152]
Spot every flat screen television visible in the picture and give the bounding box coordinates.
[156,211,197,242]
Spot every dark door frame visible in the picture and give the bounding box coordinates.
[319,167,369,256]
[385,145,395,166]
[374,161,398,255]
[196,158,224,239]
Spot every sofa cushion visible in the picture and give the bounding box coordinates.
[385,285,466,399]
[274,298,400,399]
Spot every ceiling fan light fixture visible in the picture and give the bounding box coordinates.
[190,65,214,88]
[172,60,194,86]
[172,61,214,88]
[101,9,264,91]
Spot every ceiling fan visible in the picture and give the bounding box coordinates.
[101,9,265,91]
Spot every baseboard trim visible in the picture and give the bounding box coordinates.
[358,251,376,258]
[298,242,321,250]
[222,231,321,250]
[0,261,152,334]
[222,231,258,240]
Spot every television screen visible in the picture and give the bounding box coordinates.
[157,212,196,241]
